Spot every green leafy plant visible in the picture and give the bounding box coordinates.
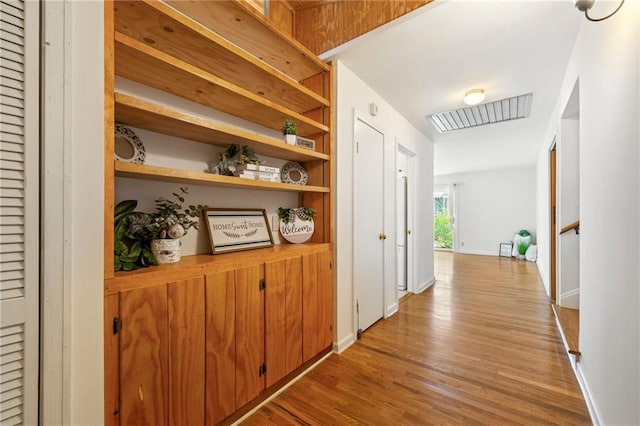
[148,187,207,239]
[434,211,453,249]
[282,119,296,135]
[278,207,315,224]
[517,243,529,256]
[218,144,261,176]
[114,200,156,271]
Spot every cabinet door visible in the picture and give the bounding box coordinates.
[302,249,334,362]
[205,271,236,425]
[120,285,169,426]
[235,265,265,407]
[265,257,302,387]
[168,277,205,426]
[317,250,334,349]
[302,253,319,362]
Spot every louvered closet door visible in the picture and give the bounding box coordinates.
[0,1,39,425]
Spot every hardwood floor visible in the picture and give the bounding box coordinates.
[243,252,590,425]
[554,305,580,354]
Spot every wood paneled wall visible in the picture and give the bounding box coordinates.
[269,0,295,36]
[292,0,432,54]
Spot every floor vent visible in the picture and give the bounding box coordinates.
[428,93,533,133]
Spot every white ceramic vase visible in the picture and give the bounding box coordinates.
[151,238,181,264]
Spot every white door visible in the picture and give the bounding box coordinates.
[353,117,384,333]
[396,150,408,291]
[0,1,40,424]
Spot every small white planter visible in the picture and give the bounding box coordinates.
[151,238,181,264]
[285,134,297,145]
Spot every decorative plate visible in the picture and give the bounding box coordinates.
[114,123,146,164]
[280,162,308,185]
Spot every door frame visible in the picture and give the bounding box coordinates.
[549,141,557,302]
[396,140,417,294]
[351,110,387,336]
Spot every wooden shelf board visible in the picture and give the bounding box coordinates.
[105,242,332,295]
[114,1,329,113]
[166,0,329,82]
[114,162,330,193]
[115,93,329,163]
[114,32,328,137]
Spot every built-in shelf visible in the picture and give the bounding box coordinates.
[166,0,329,82]
[105,242,332,295]
[114,1,329,113]
[114,32,328,137]
[115,162,330,193]
[115,93,329,163]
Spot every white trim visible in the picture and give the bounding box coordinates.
[575,362,602,425]
[384,302,399,318]
[415,276,435,294]
[395,139,417,295]
[231,352,333,425]
[40,2,70,423]
[335,333,356,354]
[560,288,580,298]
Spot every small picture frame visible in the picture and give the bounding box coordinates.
[204,208,274,254]
[499,242,513,257]
[295,136,315,151]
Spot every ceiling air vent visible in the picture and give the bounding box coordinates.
[428,93,533,133]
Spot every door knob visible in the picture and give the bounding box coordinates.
[407,230,412,235]
[379,233,387,240]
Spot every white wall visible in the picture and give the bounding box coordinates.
[557,118,580,308]
[334,60,434,351]
[535,3,639,423]
[435,167,536,257]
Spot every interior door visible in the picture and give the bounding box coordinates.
[353,117,384,333]
[0,1,40,424]
[396,150,408,291]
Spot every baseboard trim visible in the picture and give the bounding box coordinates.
[335,333,355,353]
[574,362,602,425]
[551,306,600,425]
[385,302,398,318]
[415,276,435,294]
[561,288,580,299]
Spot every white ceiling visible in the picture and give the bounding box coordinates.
[325,0,582,176]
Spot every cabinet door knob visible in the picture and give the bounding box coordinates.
[407,230,411,235]
[379,233,387,240]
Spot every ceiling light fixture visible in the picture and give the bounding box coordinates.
[573,0,625,22]
[464,88,485,106]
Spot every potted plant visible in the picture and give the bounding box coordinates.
[217,144,261,176]
[146,187,206,264]
[282,119,297,145]
[513,229,531,260]
[114,199,156,271]
[277,207,315,243]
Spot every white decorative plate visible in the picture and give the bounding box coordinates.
[114,123,146,164]
[280,162,308,185]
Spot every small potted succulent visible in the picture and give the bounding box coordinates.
[282,119,297,145]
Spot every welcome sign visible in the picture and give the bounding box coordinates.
[205,209,274,254]
[280,219,314,244]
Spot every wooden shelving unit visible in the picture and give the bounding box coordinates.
[115,93,329,162]
[115,162,330,193]
[104,1,333,423]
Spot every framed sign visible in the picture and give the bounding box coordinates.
[499,242,513,257]
[205,209,274,254]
